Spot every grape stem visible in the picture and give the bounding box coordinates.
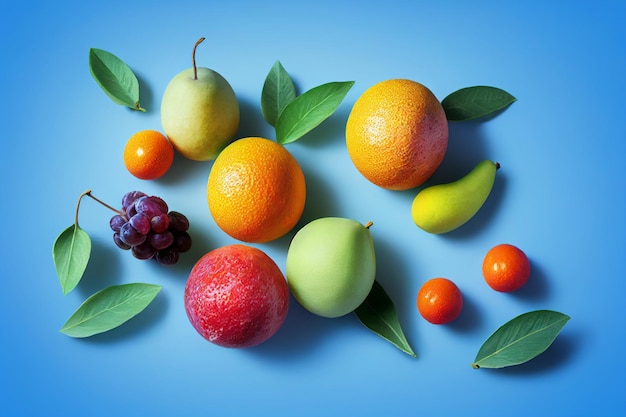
[74,190,91,227]
[192,37,205,80]
[78,190,124,220]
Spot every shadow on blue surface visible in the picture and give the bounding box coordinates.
[158,150,212,186]
[371,234,415,334]
[448,292,483,333]
[169,224,218,276]
[260,157,343,254]
[236,95,272,140]
[430,121,492,185]
[76,237,124,298]
[244,294,357,360]
[511,259,551,302]
[298,163,341,224]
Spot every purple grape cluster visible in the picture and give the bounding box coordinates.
[109,191,192,265]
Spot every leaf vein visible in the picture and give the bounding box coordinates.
[63,293,150,330]
[476,317,568,364]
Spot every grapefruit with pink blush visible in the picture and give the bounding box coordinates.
[184,244,289,348]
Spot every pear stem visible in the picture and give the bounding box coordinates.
[365,221,374,229]
[192,37,206,80]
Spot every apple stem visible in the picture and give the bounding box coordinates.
[495,162,501,170]
[365,221,374,229]
[192,37,206,80]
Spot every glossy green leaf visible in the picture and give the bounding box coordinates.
[261,60,297,127]
[442,86,516,121]
[89,48,145,111]
[472,310,570,369]
[60,283,162,338]
[53,224,91,295]
[276,81,354,144]
[355,280,416,357]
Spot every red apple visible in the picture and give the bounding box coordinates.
[184,244,289,348]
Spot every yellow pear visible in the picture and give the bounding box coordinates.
[161,38,239,161]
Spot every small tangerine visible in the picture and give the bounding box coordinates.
[417,278,463,324]
[123,130,174,180]
[482,243,531,292]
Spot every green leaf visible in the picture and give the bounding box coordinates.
[60,283,162,338]
[472,310,570,369]
[276,81,354,144]
[89,48,145,111]
[355,280,416,357]
[261,60,297,127]
[442,86,516,121]
[53,224,91,295]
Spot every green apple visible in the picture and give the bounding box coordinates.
[161,37,240,161]
[286,217,376,318]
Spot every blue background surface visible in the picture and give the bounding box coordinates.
[1,1,625,416]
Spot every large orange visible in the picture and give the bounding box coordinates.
[345,79,448,190]
[207,137,306,243]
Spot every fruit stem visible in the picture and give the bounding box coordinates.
[84,191,123,216]
[365,221,374,229]
[192,37,206,80]
[495,162,501,170]
[74,190,91,227]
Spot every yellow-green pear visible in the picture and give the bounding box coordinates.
[412,160,500,234]
[286,217,376,318]
[161,38,240,161]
